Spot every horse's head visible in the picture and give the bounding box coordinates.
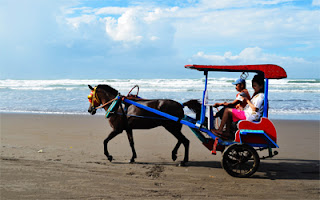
[87,84,119,115]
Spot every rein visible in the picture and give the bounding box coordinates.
[95,97,118,109]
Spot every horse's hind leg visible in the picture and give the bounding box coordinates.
[165,126,189,166]
[104,130,121,162]
[179,133,189,166]
[172,141,181,161]
[126,128,137,163]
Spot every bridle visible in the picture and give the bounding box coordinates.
[88,87,101,108]
[88,87,118,111]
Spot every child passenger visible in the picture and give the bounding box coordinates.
[213,78,250,119]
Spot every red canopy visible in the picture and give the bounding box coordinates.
[185,64,287,79]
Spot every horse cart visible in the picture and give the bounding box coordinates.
[88,64,287,178]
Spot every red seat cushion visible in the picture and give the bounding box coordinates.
[235,117,277,144]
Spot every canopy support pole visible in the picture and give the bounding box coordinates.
[263,78,269,118]
[197,71,208,127]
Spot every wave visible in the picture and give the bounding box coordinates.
[4,87,80,91]
[0,110,90,115]
[287,79,320,84]
[1,78,319,91]
[2,87,319,94]
[268,108,320,114]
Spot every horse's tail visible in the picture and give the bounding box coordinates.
[182,99,201,120]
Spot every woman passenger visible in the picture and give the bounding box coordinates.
[212,74,265,139]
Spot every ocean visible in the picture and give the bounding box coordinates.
[0,78,319,120]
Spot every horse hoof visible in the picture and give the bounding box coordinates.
[178,161,187,167]
[129,159,135,163]
[172,153,177,161]
[107,155,113,162]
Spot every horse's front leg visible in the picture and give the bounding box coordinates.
[104,130,121,162]
[126,128,137,163]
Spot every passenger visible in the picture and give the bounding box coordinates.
[213,78,250,119]
[212,74,265,139]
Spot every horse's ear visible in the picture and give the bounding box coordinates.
[88,85,94,91]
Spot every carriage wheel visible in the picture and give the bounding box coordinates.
[221,144,260,178]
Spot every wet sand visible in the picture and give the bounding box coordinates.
[1,113,319,199]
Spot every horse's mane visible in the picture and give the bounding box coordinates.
[97,84,119,96]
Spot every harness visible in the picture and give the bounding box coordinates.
[104,95,168,120]
[89,85,168,121]
[105,95,121,118]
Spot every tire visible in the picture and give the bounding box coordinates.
[221,144,260,178]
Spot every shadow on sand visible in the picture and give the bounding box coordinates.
[189,158,319,180]
[113,158,319,180]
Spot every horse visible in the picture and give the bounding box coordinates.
[87,84,201,166]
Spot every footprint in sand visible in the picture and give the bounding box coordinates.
[145,165,165,178]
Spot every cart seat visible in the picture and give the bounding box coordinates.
[234,117,277,147]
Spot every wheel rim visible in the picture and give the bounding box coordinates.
[222,144,260,177]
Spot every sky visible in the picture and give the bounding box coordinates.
[0,0,319,79]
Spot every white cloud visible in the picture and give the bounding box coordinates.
[144,7,179,23]
[62,4,180,44]
[150,36,159,41]
[256,0,295,5]
[192,47,307,64]
[62,1,320,51]
[198,0,251,9]
[95,7,128,15]
[66,14,96,29]
[176,7,319,41]
[197,0,295,9]
[104,8,144,42]
[102,6,177,43]
[61,6,92,15]
[312,0,320,6]
[58,1,319,78]
[1,0,319,79]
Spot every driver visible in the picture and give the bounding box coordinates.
[213,78,250,119]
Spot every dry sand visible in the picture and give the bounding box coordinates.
[1,113,319,199]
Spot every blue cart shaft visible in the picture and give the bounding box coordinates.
[123,98,238,146]
[123,98,212,132]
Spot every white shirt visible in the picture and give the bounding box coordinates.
[244,93,264,122]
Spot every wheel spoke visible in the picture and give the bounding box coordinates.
[239,163,242,174]
[242,163,253,171]
[234,163,240,173]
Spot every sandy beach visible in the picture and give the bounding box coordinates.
[1,113,319,199]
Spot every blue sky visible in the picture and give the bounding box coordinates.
[1,0,319,79]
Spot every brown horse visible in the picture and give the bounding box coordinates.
[87,84,200,166]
